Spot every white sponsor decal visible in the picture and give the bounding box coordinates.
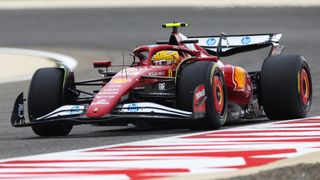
[158,83,166,91]
[36,105,85,120]
[148,71,165,76]
[120,102,192,117]
[195,88,205,101]
[108,84,122,88]
[92,100,109,105]
[193,34,282,53]
[105,88,120,92]
[18,104,24,118]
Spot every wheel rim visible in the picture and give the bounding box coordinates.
[213,75,224,114]
[300,68,311,107]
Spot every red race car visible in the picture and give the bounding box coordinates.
[11,22,312,136]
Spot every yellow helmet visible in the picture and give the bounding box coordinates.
[152,50,179,65]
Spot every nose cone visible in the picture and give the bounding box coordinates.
[86,66,172,118]
[86,76,138,118]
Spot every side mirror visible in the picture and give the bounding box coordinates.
[93,61,112,68]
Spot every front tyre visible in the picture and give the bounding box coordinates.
[260,55,312,120]
[177,61,228,130]
[28,67,74,136]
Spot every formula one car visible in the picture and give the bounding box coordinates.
[11,22,312,136]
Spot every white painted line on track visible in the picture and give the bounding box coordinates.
[1,116,320,179]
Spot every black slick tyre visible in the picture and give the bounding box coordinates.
[177,61,228,130]
[28,67,73,136]
[260,55,312,120]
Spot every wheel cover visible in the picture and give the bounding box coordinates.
[213,75,224,114]
[300,68,311,107]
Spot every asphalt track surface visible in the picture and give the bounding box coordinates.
[0,7,319,159]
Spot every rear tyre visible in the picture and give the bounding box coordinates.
[28,67,73,136]
[177,61,228,130]
[260,55,312,120]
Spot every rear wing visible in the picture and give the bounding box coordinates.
[189,33,283,57]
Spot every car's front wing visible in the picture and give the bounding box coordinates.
[11,92,197,127]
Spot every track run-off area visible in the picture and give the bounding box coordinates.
[0,2,319,180]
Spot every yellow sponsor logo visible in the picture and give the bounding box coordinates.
[111,78,129,84]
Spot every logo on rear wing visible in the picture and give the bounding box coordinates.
[189,33,282,56]
[190,33,282,48]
